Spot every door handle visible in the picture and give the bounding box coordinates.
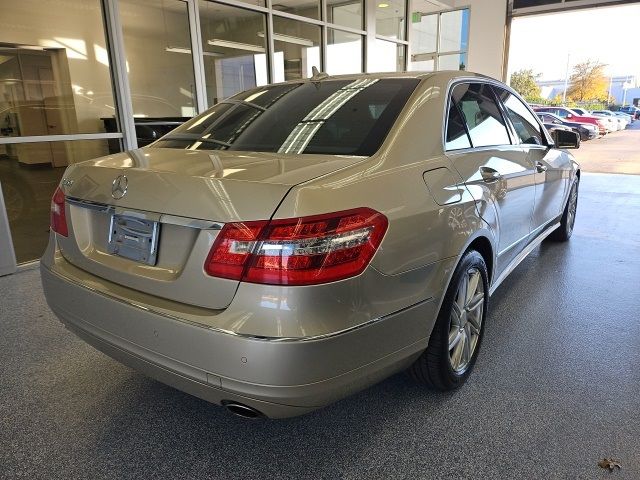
[479,166,502,183]
[535,161,548,173]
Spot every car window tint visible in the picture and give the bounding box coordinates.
[555,109,568,118]
[494,87,543,145]
[155,78,420,156]
[445,100,471,150]
[451,83,511,148]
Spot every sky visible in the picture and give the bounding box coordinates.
[508,4,640,82]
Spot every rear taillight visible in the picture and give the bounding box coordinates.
[50,186,68,237]
[204,208,388,286]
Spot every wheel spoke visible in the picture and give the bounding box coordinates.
[451,333,465,369]
[466,292,484,313]
[467,312,481,335]
[449,329,462,350]
[466,270,480,304]
[457,274,469,313]
[462,325,472,365]
[451,301,463,326]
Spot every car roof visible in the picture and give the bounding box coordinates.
[267,70,495,87]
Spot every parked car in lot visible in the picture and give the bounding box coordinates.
[571,107,590,116]
[613,111,634,124]
[536,112,597,141]
[533,106,607,135]
[619,105,640,119]
[41,72,581,418]
[591,110,628,130]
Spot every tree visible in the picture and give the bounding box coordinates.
[509,69,542,100]
[567,60,608,102]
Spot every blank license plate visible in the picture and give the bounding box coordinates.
[108,214,159,265]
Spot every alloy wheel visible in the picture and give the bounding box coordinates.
[448,267,485,373]
[567,183,578,233]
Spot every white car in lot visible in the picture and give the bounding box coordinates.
[613,111,634,124]
[592,110,628,130]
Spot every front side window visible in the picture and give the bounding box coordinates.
[450,83,511,148]
[494,87,543,145]
[155,78,420,156]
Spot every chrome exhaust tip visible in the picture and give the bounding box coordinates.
[222,401,264,419]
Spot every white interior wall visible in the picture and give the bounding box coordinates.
[457,0,507,80]
[410,0,508,80]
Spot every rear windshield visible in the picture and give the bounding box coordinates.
[154,78,420,156]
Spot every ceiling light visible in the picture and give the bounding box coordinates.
[165,46,192,54]
[378,3,389,7]
[208,39,265,53]
[258,32,314,47]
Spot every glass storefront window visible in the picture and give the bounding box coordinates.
[199,2,268,104]
[409,9,437,71]
[327,0,363,30]
[326,30,363,75]
[0,0,116,137]
[438,52,467,71]
[376,0,406,40]
[0,139,117,263]
[369,39,405,72]
[439,10,469,53]
[409,8,469,72]
[120,0,197,118]
[272,1,321,21]
[272,17,321,81]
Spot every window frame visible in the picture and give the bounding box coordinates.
[491,85,551,148]
[443,79,553,153]
[443,80,514,152]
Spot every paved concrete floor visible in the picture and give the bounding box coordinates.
[1,173,639,479]
[572,121,640,175]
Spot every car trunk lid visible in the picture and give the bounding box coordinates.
[56,147,365,310]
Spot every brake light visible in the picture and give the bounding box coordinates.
[204,208,388,286]
[50,186,68,237]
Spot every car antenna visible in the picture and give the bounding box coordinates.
[310,66,329,81]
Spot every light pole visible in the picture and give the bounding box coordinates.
[622,76,632,107]
[562,53,571,104]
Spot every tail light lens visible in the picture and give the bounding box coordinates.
[205,208,388,286]
[50,186,68,237]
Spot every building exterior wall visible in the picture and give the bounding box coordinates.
[538,76,640,105]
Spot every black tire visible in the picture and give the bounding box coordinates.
[409,250,489,391]
[547,177,579,242]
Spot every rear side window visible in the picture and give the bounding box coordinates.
[494,87,543,145]
[451,83,511,148]
[445,101,471,150]
[155,78,420,156]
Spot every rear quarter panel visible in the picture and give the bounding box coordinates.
[273,75,493,317]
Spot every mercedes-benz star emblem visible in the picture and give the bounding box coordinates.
[111,174,128,199]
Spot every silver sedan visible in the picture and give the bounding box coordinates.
[41,71,580,418]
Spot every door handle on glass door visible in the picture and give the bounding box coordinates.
[535,161,547,173]
[480,167,502,183]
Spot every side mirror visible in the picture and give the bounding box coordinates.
[566,113,573,119]
[552,129,580,149]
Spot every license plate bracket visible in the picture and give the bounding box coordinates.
[108,214,160,265]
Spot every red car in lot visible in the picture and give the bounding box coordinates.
[533,106,606,135]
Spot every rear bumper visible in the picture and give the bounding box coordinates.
[41,258,436,418]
